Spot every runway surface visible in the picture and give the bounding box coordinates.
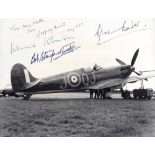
[0,92,155,137]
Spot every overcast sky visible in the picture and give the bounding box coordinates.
[0,18,155,90]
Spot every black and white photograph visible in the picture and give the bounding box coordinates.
[0,18,155,137]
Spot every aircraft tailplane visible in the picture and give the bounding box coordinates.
[11,63,37,92]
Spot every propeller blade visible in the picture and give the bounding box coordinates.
[131,48,139,66]
[133,70,142,76]
[139,70,155,74]
[115,58,126,65]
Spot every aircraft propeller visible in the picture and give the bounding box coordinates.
[115,58,126,65]
[116,49,155,76]
[131,48,139,66]
[139,70,155,74]
[116,48,141,75]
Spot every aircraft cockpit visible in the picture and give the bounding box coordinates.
[82,64,103,72]
[92,64,103,71]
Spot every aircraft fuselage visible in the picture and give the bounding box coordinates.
[24,65,133,94]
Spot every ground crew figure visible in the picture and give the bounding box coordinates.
[94,89,99,99]
[99,89,104,99]
[90,89,94,99]
[97,89,100,98]
[102,90,105,99]
[99,89,102,99]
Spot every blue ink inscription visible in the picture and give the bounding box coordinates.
[31,42,80,64]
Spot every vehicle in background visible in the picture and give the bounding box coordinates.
[133,88,153,100]
[0,90,3,97]
[1,84,19,97]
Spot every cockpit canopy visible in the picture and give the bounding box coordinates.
[83,64,103,72]
[92,64,103,71]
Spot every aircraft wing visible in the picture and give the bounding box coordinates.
[87,75,155,90]
[87,78,127,89]
[127,75,155,83]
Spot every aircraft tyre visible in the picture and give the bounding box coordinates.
[23,94,31,100]
[2,93,6,97]
[133,94,137,100]
[123,90,130,99]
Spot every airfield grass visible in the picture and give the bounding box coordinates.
[0,97,155,136]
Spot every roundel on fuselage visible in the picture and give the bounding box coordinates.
[67,72,81,88]
[71,75,78,83]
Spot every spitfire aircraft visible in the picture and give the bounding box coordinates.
[10,49,154,100]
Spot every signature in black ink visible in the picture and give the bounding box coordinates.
[95,20,148,45]
[10,43,36,54]
[31,42,80,64]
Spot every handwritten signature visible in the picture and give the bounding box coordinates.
[10,19,45,31]
[10,43,36,54]
[43,33,74,46]
[27,22,66,38]
[95,20,149,45]
[31,42,80,64]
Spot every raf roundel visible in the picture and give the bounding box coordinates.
[71,75,78,83]
[67,72,81,88]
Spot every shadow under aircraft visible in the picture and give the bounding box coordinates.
[10,49,155,100]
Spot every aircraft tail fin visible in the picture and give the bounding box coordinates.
[11,63,37,92]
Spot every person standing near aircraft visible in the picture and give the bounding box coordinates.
[98,89,102,99]
[90,89,94,99]
[99,89,105,99]
[94,89,98,99]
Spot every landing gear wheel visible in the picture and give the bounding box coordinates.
[15,94,19,98]
[23,94,31,100]
[134,95,137,100]
[3,93,6,97]
[123,90,131,99]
